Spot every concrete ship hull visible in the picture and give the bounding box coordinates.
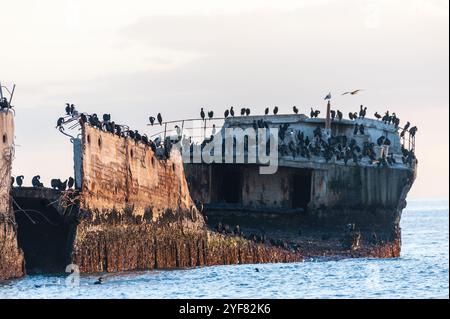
[0,110,25,281]
[184,115,417,259]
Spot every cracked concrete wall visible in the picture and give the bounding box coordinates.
[0,110,24,280]
[79,124,196,220]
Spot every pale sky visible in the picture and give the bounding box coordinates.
[0,0,448,198]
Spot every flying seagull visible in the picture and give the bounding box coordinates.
[342,89,363,96]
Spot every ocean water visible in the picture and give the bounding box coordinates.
[0,199,448,299]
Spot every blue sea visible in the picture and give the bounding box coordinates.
[0,199,448,299]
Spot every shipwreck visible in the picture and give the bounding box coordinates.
[0,94,417,281]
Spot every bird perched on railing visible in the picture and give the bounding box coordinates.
[230,107,235,117]
[208,110,214,119]
[149,116,155,126]
[56,117,65,129]
[409,126,418,138]
[224,109,229,118]
[157,113,163,125]
[200,108,205,120]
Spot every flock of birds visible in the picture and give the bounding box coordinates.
[11,175,75,191]
[56,104,173,159]
[36,92,418,191]
[0,97,11,111]
[275,121,416,167]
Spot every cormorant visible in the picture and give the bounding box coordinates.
[330,110,336,120]
[264,107,269,115]
[102,114,111,122]
[32,175,43,188]
[68,177,75,189]
[359,105,367,118]
[273,106,279,115]
[149,116,155,126]
[157,113,163,125]
[293,106,299,114]
[65,103,71,115]
[337,110,343,120]
[224,109,229,118]
[240,108,246,116]
[409,126,418,138]
[94,277,104,285]
[56,117,65,128]
[230,107,235,117]
[245,108,250,116]
[200,108,205,120]
[79,114,87,126]
[374,112,382,120]
[208,110,214,119]
[404,121,411,131]
[16,176,24,187]
[353,124,359,135]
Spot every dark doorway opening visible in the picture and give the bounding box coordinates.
[292,170,312,210]
[216,166,242,204]
[13,196,70,274]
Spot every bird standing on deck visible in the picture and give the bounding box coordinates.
[245,108,250,116]
[16,176,24,187]
[32,175,44,188]
[374,112,382,120]
[264,107,269,115]
[359,105,367,118]
[293,106,299,114]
